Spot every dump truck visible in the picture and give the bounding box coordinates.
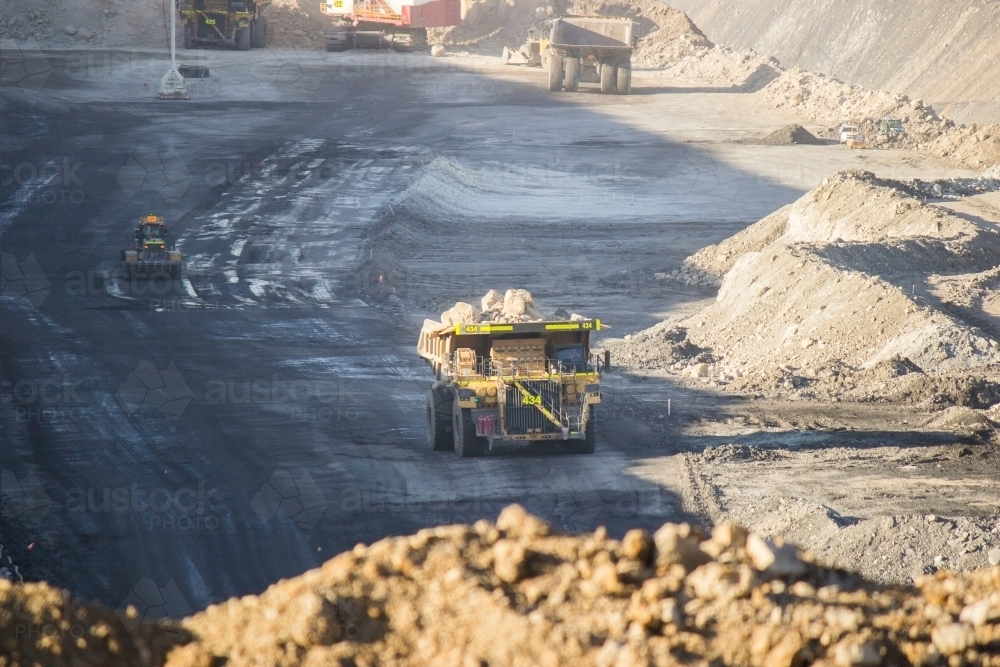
[121,216,183,279]
[418,318,607,457]
[546,16,634,95]
[321,0,459,52]
[180,0,271,50]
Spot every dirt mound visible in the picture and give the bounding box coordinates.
[11,505,1000,666]
[641,10,1000,169]
[700,443,787,464]
[266,0,327,49]
[599,0,712,70]
[603,319,714,370]
[428,0,558,54]
[669,0,1000,128]
[759,123,824,146]
[602,170,1000,405]
[0,579,187,666]
[726,499,1000,586]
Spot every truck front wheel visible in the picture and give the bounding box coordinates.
[548,54,565,92]
[251,16,268,48]
[426,388,454,451]
[600,62,615,94]
[236,28,251,51]
[454,407,488,457]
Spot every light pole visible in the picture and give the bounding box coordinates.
[158,0,189,99]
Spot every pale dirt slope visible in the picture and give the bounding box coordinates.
[669,0,1000,127]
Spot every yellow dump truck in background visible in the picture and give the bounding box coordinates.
[418,319,607,457]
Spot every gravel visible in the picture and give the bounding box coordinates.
[10,505,1000,666]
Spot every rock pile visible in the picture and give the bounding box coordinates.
[440,288,557,325]
[603,170,1000,404]
[760,124,825,146]
[0,578,186,667]
[576,0,713,70]
[266,0,327,49]
[11,506,1000,666]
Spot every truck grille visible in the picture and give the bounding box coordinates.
[504,381,561,434]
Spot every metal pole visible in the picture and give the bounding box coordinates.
[170,0,176,69]
[158,0,188,99]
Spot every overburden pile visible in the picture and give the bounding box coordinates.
[8,505,1000,666]
[604,170,1000,406]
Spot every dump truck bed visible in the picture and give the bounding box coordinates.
[548,16,633,55]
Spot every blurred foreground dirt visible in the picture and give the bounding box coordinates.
[6,505,1000,666]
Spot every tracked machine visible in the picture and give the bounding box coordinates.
[121,216,183,279]
[180,0,271,50]
[418,318,608,457]
[320,0,459,52]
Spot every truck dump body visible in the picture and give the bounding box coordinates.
[419,319,605,456]
[549,17,633,52]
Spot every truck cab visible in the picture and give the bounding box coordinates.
[839,123,861,143]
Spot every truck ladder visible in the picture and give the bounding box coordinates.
[511,379,570,438]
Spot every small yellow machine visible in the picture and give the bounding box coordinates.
[846,133,868,149]
[501,27,550,67]
[418,319,607,457]
[121,216,183,279]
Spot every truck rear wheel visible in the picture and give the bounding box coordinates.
[600,62,615,94]
[616,60,631,95]
[548,54,565,92]
[426,388,454,451]
[454,407,488,457]
[564,57,580,92]
[236,28,251,51]
[564,408,596,454]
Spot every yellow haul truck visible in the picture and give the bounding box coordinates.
[418,319,607,457]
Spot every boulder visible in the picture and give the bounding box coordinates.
[440,302,480,326]
[481,289,503,314]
